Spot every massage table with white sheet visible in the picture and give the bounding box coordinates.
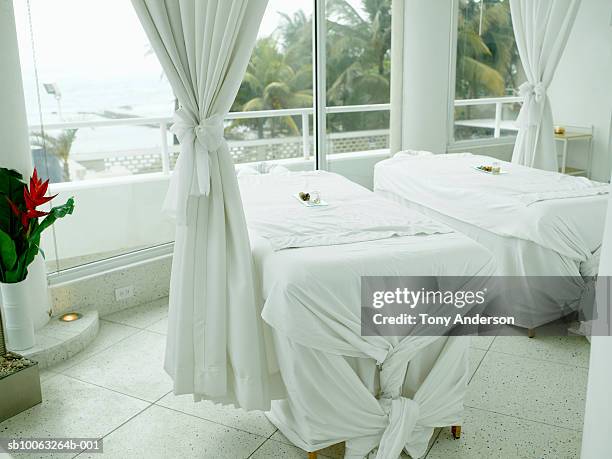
[374,152,608,332]
[239,170,496,458]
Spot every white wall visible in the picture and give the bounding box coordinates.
[399,0,455,153]
[581,125,612,456]
[44,176,175,265]
[447,142,514,161]
[548,0,612,182]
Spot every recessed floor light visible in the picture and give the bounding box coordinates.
[59,312,82,322]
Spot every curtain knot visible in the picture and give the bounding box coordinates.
[163,109,227,223]
[171,110,225,153]
[516,81,547,130]
[519,81,546,104]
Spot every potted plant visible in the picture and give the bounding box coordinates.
[0,325,41,422]
[0,168,74,350]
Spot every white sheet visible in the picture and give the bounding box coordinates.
[375,152,608,262]
[374,153,605,328]
[240,170,450,250]
[377,188,594,328]
[242,171,496,457]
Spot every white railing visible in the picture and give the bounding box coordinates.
[30,97,522,176]
[454,96,522,138]
[31,104,391,174]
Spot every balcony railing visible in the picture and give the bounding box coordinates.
[454,96,523,139]
[29,97,522,183]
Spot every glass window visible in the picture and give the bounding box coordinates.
[454,0,524,141]
[13,0,392,274]
[326,0,391,162]
[14,0,175,272]
[228,0,314,170]
[15,0,175,183]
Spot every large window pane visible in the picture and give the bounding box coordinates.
[229,0,314,170]
[14,0,175,272]
[453,0,524,142]
[326,0,391,160]
[15,0,175,183]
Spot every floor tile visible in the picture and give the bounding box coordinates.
[63,330,172,402]
[102,298,168,329]
[270,431,346,458]
[490,336,590,368]
[426,407,582,459]
[468,348,486,382]
[0,374,148,442]
[80,405,265,459]
[470,336,495,351]
[38,369,59,383]
[251,439,335,459]
[466,351,588,430]
[49,320,140,373]
[157,394,276,437]
[146,316,168,335]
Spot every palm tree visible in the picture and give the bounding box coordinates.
[456,0,518,100]
[278,10,313,72]
[31,129,78,182]
[326,0,391,104]
[455,0,519,134]
[325,0,391,132]
[231,37,312,138]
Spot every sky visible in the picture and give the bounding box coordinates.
[14,0,314,82]
[12,0,362,120]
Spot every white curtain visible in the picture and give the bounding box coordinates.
[510,0,581,171]
[131,0,275,410]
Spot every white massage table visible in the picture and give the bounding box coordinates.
[374,152,609,332]
[239,170,496,458]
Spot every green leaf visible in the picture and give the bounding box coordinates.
[4,269,22,284]
[22,242,39,274]
[0,228,17,274]
[29,197,75,242]
[0,168,26,240]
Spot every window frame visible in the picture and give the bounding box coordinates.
[446,0,521,150]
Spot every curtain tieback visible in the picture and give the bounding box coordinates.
[519,81,546,103]
[163,109,226,222]
[517,81,547,129]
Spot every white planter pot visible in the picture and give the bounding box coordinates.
[0,280,35,351]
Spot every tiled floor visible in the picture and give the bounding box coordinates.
[0,299,589,458]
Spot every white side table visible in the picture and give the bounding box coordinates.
[554,126,593,178]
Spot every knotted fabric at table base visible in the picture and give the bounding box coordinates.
[268,333,470,459]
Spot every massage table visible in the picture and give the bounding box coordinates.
[239,169,496,458]
[374,151,608,334]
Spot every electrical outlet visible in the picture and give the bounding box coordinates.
[115,285,135,301]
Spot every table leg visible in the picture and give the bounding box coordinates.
[587,136,593,179]
[561,140,568,174]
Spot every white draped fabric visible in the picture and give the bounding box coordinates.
[242,171,495,458]
[510,0,581,171]
[268,333,469,459]
[131,0,275,410]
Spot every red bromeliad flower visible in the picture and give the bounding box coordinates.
[7,168,57,231]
